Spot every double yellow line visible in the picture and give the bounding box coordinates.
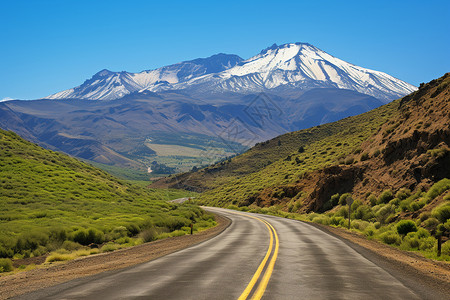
[234,212,279,300]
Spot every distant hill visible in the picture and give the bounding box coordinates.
[0,129,208,260]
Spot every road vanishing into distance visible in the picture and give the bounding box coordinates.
[16,208,445,300]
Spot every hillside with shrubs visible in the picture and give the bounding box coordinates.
[0,129,214,273]
[155,73,450,259]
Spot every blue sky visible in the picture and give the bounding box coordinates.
[1,0,449,100]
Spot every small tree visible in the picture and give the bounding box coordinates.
[298,146,305,153]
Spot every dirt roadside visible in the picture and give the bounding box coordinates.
[0,214,231,300]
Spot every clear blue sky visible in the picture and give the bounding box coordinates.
[1,0,449,100]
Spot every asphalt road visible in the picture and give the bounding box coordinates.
[16,208,445,300]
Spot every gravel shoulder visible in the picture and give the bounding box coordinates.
[0,214,231,300]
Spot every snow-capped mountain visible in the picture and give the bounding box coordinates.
[47,54,243,100]
[162,43,416,102]
[47,42,416,102]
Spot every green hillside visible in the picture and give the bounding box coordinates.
[0,129,210,263]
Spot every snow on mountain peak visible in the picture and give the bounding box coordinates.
[46,43,416,102]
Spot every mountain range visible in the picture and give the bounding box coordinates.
[0,42,417,175]
[47,43,415,102]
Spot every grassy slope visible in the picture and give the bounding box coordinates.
[0,129,210,260]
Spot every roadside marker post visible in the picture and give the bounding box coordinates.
[190,223,193,235]
[347,197,354,229]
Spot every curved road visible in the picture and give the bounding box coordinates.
[16,208,445,299]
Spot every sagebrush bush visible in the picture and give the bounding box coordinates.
[380,231,401,245]
[427,179,450,200]
[329,216,345,226]
[410,198,426,211]
[338,193,351,205]
[375,204,395,224]
[419,237,436,251]
[62,240,83,251]
[100,243,119,252]
[367,194,377,206]
[0,246,14,258]
[330,193,340,206]
[432,203,450,223]
[15,231,49,252]
[395,188,411,200]
[397,220,418,236]
[401,235,420,250]
[311,215,330,225]
[46,253,73,263]
[0,258,13,273]
[139,228,158,243]
[353,205,374,221]
[378,190,394,204]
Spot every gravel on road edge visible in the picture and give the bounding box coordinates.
[0,214,231,300]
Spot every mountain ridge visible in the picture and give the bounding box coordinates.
[46,42,416,102]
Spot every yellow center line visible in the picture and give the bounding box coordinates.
[251,220,279,300]
[227,211,278,300]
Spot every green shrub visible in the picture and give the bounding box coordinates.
[100,243,119,252]
[367,194,377,206]
[351,220,369,231]
[427,179,450,200]
[380,231,401,245]
[71,228,104,245]
[15,231,49,252]
[378,189,394,204]
[46,253,73,262]
[330,193,340,206]
[419,237,436,250]
[395,188,411,200]
[354,205,374,221]
[329,216,345,226]
[441,241,450,256]
[139,228,158,243]
[335,206,349,218]
[410,198,426,211]
[363,225,376,237]
[396,220,417,236]
[61,240,83,251]
[375,204,395,224]
[311,215,330,225]
[0,246,14,258]
[401,235,420,250]
[423,217,440,232]
[419,212,430,222]
[431,202,450,223]
[0,258,13,273]
[338,193,351,205]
